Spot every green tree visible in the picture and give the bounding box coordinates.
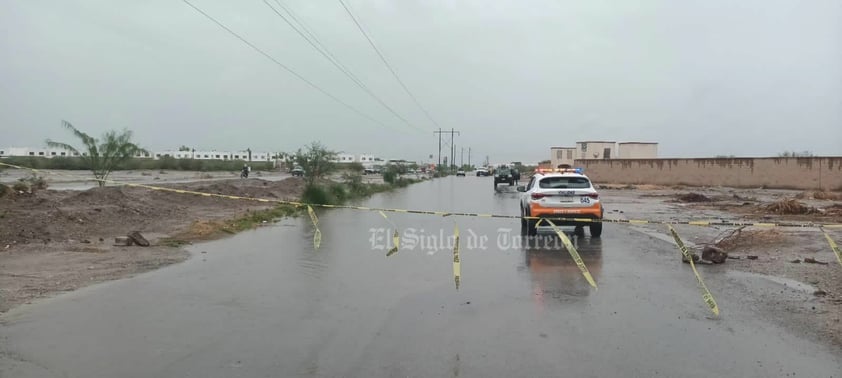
[46,120,148,187]
[294,142,338,186]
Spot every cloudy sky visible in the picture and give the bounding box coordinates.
[2,0,840,163]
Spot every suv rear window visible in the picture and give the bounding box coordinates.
[538,176,591,189]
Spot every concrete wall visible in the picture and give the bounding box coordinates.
[618,143,658,159]
[574,157,842,190]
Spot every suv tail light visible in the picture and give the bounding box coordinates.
[531,192,547,200]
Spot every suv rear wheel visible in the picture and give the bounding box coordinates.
[589,223,603,238]
[521,208,537,236]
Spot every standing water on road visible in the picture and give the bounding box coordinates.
[1,176,840,377]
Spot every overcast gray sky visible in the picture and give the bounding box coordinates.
[2,0,840,163]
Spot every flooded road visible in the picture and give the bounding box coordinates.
[2,176,840,377]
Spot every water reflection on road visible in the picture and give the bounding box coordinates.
[1,176,840,378]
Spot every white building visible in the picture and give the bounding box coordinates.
[358,154,379,163]
[152,149,271,161]
[2,145,272,162]
[333,153,356,163]
[1,146,83,158]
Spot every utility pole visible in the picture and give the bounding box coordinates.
[460,147,464,167]
[468,147,471,167]
[434,128,460,172]
[450,128,459,172]
[452,142,455,171]
[433,128,442,168]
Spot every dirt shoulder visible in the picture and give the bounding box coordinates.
[600,184,842,347]
[0,177,306,312]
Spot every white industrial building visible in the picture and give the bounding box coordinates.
[358,154,379,163]
[153,150,270,161]
[332,153,357,163]
[1,146,86,158]
[2,146,388,164]
[1,146,271,161]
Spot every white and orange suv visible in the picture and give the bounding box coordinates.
[517,168,604,237]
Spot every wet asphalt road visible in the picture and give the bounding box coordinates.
[1,176,840,377]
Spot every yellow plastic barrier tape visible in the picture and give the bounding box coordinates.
[453,225,461,290]
[667,225,720,316]
[2,162,842,229]
[821,229,842,267]
[379,211,400,257]
[539,219,598,290]
[307,205,321,250]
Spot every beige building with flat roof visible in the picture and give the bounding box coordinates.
[618,142,658,159]
[576,141,616,159]
[550,147,576,168]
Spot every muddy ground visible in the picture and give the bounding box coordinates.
[0,176,308,312]
[600,184,842,346]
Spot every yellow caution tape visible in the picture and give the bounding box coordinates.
[821,229,842,267]
[667,225,720,316]
[379,211,400,257]
[307,205,321,250]
[539,219,598,290]
[453,225,461,290]
[1,161,841,229]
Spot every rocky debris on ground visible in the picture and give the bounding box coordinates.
[819,204,842,216]
[682,251,700,264]
[114,232,150,247]
[701,246,728,263]
[681,251,714,264]
[128,231,150,247]
[797,191,842,201]
[764,198,817,215]
[790,258,802,264]
[803,257,828,265]
[676,193,713,203]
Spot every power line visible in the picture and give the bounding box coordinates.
[263,0,423,133]
[271,1,334,64]
[180,0,406,134]
[337,0,442,129]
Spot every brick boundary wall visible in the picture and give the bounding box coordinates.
[574,157,842,190]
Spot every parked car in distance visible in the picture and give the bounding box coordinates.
[291,166,305,177]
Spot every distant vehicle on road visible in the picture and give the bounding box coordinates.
[363,166,381,175]
[456,170,466,176]
[475,168,490,176]
[517,168,603,237]
[493,165,515,188]
[291,166,305,177]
